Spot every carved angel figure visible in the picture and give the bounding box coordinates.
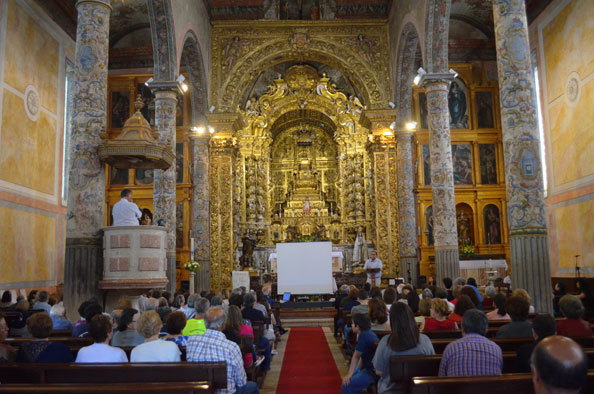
[224,36,251,70]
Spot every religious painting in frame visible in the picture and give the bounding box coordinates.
[456,203,474,246]
[452,144,473,185]
[484,204,502,244]
[176,143,184,183]
[110,167,129,185]
[448,78,469,129]
[418,92,428,129]
[111,91,130,129]
[176,202,184,248]
[425,205,434,246]
[479,144,498,184]
[475,91,495,129]
[423,144,431,186]
[176,93,184,126]
[136,83,155,124]
[135,169,154,185]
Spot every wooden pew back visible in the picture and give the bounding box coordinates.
[0,382,212,393]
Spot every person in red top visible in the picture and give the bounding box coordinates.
[448,295,475,323]
[557,295,593,337]
[424,298,456,331]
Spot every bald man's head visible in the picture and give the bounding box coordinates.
[205,307,226,331]
[531,336,588,394]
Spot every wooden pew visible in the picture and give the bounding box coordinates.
[410,370,594,394]
[0,362,227,393]
[50,329,73,337]
[390,351,594,394]
[429,336,594,354]
[0,382,212,393]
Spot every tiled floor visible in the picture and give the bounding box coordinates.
[259,326,347,393]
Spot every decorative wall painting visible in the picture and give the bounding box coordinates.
[135,169,154,185]
[484,204,501,244]
[479,144,497,184]
[452,144,473,185]
[110,167,129,185]
[176,203,184,248]
[456,203,474,245]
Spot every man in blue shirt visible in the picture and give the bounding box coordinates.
[342,314,378,393]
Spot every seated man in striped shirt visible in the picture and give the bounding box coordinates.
[439,309,503,376]
[186,307,259,394]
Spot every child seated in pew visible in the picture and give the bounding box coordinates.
[342,314,379,394]
[373,303,435,394]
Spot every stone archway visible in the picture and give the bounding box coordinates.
[180,30,208,124]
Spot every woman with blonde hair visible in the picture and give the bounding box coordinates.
[423,299,456,331]
[130,310,180,362]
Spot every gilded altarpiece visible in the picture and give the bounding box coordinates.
[209,137,237,290]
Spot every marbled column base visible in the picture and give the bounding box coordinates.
[435,247,460,286]
[166,254,176,294]
[64,237,103,320]
[197,260,211,293]
[510,234,552,313]
[401,256,419,286]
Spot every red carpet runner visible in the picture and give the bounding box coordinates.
[276,327,342,394]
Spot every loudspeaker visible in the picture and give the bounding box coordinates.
[418,275,427,289]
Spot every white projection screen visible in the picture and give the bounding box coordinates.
[277,242,333,294]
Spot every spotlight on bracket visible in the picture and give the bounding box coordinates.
[413,67,427,86]
[389,121,396,130]
[449,68,458,78]
[144,77,154,86]
[405,121,418,131]
[208,126,215,134]
[177,75,188,92]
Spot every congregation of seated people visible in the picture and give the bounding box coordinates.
[335,276,593,394]
[0,286,290,394]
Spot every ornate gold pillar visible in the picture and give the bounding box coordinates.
[207,113,242,290]
[365,109,400,277]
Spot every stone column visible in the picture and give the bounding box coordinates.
[64,0,112,318]
[190,134,211,292]
[148,84,180,294]
[395,129,419,285]
[493,0,552,312]
[421,76,460,283]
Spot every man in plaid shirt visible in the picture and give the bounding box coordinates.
[186,307,259,393]
[439,309,503,376]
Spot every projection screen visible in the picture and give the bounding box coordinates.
[277,241,333,294]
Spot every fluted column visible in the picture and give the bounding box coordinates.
[395,129,419,285]
[148,84,180,293]
[64,0,112,318]
[421,77,460,283]
[493,0,552,312]
[190,134,211,292]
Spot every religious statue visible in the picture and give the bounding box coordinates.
[314,223,327,241]
[286,225,298,241]
[224,36,251,70]
[352,227,369,265]
[457,211,471,245]
[239,231,257,269]
[303,196,311,216]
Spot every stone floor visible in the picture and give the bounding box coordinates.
[259,326,348,393]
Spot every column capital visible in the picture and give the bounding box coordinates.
[394,129,415,139]
[189,133,212,143]
[76,0,112,11]
[419,71,456,89]
[147,80,183,96]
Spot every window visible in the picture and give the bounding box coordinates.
[533,66,548,196]
[62,60,74,203]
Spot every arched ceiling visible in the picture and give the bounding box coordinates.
[270,109,337,140]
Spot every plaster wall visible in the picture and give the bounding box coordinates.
[171,1,211,99]
[0,0,73,292]
[530,0,594,277]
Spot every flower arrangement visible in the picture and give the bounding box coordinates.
[183,259,200,272]
[460,242,475,258]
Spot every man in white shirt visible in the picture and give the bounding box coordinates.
[112,188,142,226]
[363,250,382,287]
[75,315,128,363]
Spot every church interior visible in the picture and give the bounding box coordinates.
[0,0,593,392]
